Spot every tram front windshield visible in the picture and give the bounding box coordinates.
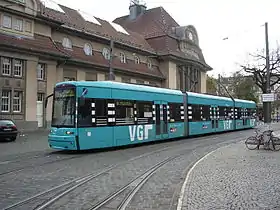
[51,87,76,128]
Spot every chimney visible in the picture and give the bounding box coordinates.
[129,0,146,20]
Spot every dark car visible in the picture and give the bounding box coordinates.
[0,120,18,141]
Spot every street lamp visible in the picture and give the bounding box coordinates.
[264,22,271,124]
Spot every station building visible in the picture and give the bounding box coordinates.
[0,0,212,130]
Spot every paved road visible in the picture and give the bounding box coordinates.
[179,131,280,210]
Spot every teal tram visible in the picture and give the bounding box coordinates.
[46,81,257,150]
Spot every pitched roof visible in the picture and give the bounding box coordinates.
[36,0,155,53]
[0,31,163,78]
[114,7,179,39]
[0,32,67,57]
[114,6,212,70]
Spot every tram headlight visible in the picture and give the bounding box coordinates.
[66,131,74,135]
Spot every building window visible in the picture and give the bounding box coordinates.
[136,80,144,84]
[149,82,157,87]
[84,43,92,56]
[13,91,22,112]
[134,56,140,64]
[14,19,23,31]
[1,90,10,112]
[147,59,152,69]
[25,21,32,32]
[37,93,44,102]
[3,15,12,28]
[37,63,45,80]
[121,77,130,83]
[120,52,126,63]
[102,48,110,60]
[64,77,75,81]
[2,57,12,76]
[14,59,23,77]
[62,37,72,49]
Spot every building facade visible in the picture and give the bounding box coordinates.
[0,0,212,130]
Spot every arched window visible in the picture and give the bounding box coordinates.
[84,43,92,56]
[147,59,152,69]
[62,37,72,49]
[134,56,140,64]
[102,48,110,60]
[120,52,126,63]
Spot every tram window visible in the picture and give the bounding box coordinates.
[237,108,242,119]
[189,104,201,122]
[227,107,234,119]
[95,99,108,126]
[136,101,153,124]
[218,106,226,120]
[78,98,92,127]
[201,105,210,121]
[115,100,134,125]
[249,108,256,118]
[169,103,183,122]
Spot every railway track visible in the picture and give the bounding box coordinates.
[2,131,251,210]
[2,142,181,210]
[0,153,86,176]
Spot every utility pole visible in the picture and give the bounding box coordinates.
[109,39,115,80]
[264,22,271,123]
[218,74,221,95]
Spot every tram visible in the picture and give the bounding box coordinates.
[46,81,256,150]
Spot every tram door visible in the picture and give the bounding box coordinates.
[154,101,169,140]
[210,105,219,132]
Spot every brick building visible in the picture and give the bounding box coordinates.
[0,0,212,130]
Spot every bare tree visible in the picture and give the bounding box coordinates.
[241,47,280,93]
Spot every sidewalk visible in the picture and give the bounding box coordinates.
[178,132,280,210]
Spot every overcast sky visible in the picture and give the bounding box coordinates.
[55,0,279,78]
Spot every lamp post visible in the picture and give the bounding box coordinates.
[264,22,271,123]
[109,39,115,81]
[222,23,271,123]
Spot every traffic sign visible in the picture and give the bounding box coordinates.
[262,93,275,102]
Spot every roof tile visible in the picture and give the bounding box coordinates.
[36,0,155,53]
[0,32,66,57]
[114,7,179,38]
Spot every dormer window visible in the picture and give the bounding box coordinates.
[134,56,140,64]
[120,52,126,63]
[84,43,92,56]
[62,37,72,49]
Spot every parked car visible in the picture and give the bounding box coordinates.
[0,120,18,141]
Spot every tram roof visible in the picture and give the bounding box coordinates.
[57,81,183,95]
[234,98,256,104]
[186,92,233,102]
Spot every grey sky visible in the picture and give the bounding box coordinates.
[56,0,280,78]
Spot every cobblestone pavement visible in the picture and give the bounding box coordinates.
[179,132,280,210]
[0,131,50,158]
[1,124,280,210]
[0,130,252,209]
